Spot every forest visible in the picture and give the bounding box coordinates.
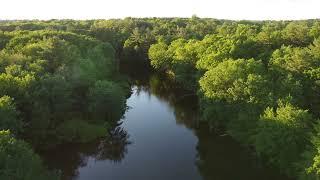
[0,17,320,180]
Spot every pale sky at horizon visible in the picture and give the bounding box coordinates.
[1,0,319,20]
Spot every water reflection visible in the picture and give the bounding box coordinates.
[40,127,131,180]
[194,124,290,180]
[39,73,289,180]
[128,73,289,180]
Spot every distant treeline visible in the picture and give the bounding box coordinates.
[1,17,320,179]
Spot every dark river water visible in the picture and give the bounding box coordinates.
[40,73,289,180]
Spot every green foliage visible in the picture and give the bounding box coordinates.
[227,104,262,145]
[1,18,320,180]
[0,31,12,50]
[269,44,320,110]
[0,130,58,180]
[195,34,234,70]
[88,80,126,121]
[199,59,270,105]
[27,74,72,140]
[253,100,313,175]
[0,96,22,134]
[270,46,318,75]
[282,22,312,47]
[0,29,128,146]
[297,121,320,180]
[149,41,170,70]
[309,22,320,39]
[145,20,320,179]
[56,120,108,143]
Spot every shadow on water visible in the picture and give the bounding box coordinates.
[38,61,291,180]
[39,127,131,180]
[129,72,290,180]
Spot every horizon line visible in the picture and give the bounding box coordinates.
[0,16,319,22]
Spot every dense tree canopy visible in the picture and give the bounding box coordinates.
[0,96,22,134]
[199,59,270,105]
[0,18,320,179]
[254,100,313,174]
[0,23,129,179]
[145,18,320,179]
[0,130,58,180]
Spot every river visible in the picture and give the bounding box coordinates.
[39,73,289,180]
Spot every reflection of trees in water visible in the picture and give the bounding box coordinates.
[96,126,131,162]
[40,126,131,180]
[194,123,290,180]
[134,73,200,130]
[133,73,289,180]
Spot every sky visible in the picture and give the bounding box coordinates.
[1,0,319,20]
